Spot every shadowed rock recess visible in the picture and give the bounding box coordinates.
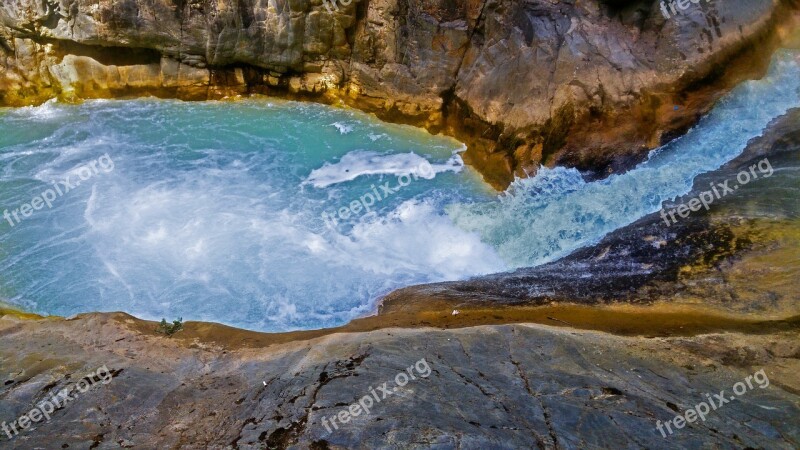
[0,0,798,186]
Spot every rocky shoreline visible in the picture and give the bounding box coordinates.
[1,0,798,187]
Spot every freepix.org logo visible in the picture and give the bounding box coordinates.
[3,154,115,228]
[1,365,115,441]
[659,0,712,20]
[322,0,354,14]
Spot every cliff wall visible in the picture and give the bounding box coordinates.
[1,0,796,186]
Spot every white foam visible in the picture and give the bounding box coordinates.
[0,97,486,331]
[10,98,65,120]
[331,122,354,134]
[305,151,464,188]
[448,49,800,268]
[76,174,502,330]
[328,199,507,279]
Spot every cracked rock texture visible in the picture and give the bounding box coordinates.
[0,0,797,186]
[1,314,799,449]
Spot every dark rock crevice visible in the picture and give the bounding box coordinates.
[44,38,163,66]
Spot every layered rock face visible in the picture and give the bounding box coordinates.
[1,0,796,186]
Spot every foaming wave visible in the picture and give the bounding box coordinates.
[328,198,507,279]
[0,96,491,331]
[9,98,67,121]
[449,50,800,268]
[331,122,355,134]
[80,174,501,330]
[305,150,465,188]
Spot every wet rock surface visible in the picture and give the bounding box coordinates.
[1,0,797,187]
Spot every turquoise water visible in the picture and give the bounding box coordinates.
[1,51,798,332]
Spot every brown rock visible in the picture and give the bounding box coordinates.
[1,0,796,186]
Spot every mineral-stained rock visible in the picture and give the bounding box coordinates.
[1,0,797,187]
[0,312,798,449]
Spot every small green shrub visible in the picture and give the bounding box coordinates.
[156,317,183,336]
